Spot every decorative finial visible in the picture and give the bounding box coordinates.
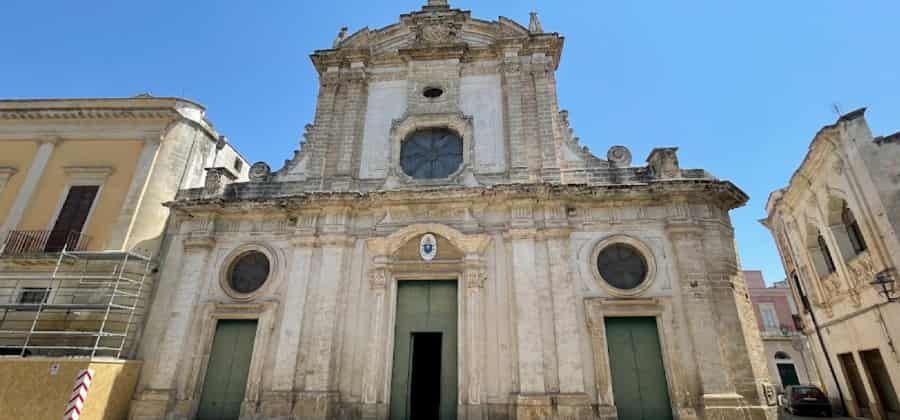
[425,0,449,9]
[529,11,544,33]
[332,26,348,48]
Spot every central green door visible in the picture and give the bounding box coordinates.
[390,280,458,420]
[197,319,258,420]
[606,317,672,420]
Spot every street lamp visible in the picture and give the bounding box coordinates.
[871,269,897,303]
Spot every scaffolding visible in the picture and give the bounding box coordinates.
[0,250,153,359]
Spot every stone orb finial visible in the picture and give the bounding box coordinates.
[248,162,271,182]
[607,145,632,167]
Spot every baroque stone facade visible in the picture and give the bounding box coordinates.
[762,109,900,419]
[131,1,776,419]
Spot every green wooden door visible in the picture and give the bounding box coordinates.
[197,320,258,420]
[390,281,457,420]
[777,363,800,387]
[605,317,672,420]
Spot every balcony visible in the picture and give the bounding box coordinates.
[1,230,91,256]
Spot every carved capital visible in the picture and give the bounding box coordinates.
[465,267,486,290]
[183,233,216,251]
[665,222,704,241]
[368,267,388,290]
[537,227,571,241]
[289,236,318,247]
[504,228,537,241]
[318,234,355,248]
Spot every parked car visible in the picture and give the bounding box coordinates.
[782,385,832,417]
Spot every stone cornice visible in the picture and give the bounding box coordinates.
[763,108,868,219]
[0,107,179,121]
[169,180,748,214]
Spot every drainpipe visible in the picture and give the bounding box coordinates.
[793,273,849,415]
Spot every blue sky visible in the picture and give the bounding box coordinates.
[2,1,898,284]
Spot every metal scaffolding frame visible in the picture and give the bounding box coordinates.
[0,250,153,359]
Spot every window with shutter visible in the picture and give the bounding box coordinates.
[45,185,99,252]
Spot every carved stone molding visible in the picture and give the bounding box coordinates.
[367,223,491,257]
[368,267,388,290]
[386,112,475,187]
[463,264,486,290]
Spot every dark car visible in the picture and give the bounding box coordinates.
[782,385,832,417]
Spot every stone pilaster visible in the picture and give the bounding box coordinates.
[463,255,487,419]
[361,259,389,420]
[506,227,546,395]
[501,54,528,181]
[0,136,56,251]
[531,54,562,181]
[107,133,163,252]
[261,213,319,418]
[667,222,746,417]
[295,212,354,419]
[304,69,342,180]
[132,218,216,418]
[543,228,587,395]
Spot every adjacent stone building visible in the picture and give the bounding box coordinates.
[131,1,777,419]
[762,109,900,419]
[744,270,819,391]
[0,96,248,419]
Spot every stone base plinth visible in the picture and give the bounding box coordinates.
[702,393,777,420]
[129,389,173,420]
[293,391,341,420]
[259,390,294,419]
[510,393,595,420]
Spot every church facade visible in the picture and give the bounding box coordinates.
[130,1,776,419]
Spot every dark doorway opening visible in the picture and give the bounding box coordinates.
[409,332,442,420]
[860,349,900,416]
[838,352,871,417]
[777,363,800,387]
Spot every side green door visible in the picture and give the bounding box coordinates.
[390,280,458,420]
[777,363,800,387]
[605,317,672,420]
[197,320,258,420]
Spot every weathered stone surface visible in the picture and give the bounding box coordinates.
[763,109,900,419]
[132,1,777,419]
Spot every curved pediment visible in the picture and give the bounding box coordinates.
[311,5,562,72]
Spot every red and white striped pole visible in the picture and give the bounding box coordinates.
[63,369,94,420]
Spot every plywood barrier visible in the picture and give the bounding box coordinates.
[0,358,141,420]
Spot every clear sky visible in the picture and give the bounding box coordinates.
[3,0,898,284]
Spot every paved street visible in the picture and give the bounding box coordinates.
[778,407,861,420]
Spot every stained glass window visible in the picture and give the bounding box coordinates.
[400,128,463,179]
[228,251,270,294]
[597,244,648,290]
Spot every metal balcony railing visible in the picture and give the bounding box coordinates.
[1,230,91,255]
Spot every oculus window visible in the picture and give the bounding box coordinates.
[400,128,463,179]
[227,251,270,294]
[596,243,648,290]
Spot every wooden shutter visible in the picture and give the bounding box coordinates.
[45,185,99,252]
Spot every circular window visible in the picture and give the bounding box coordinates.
[228,251,270,294]
[596,243,648,290]
[423,87,444,98]
[400,128,463,179]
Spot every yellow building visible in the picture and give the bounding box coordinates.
[0,96,248,420]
